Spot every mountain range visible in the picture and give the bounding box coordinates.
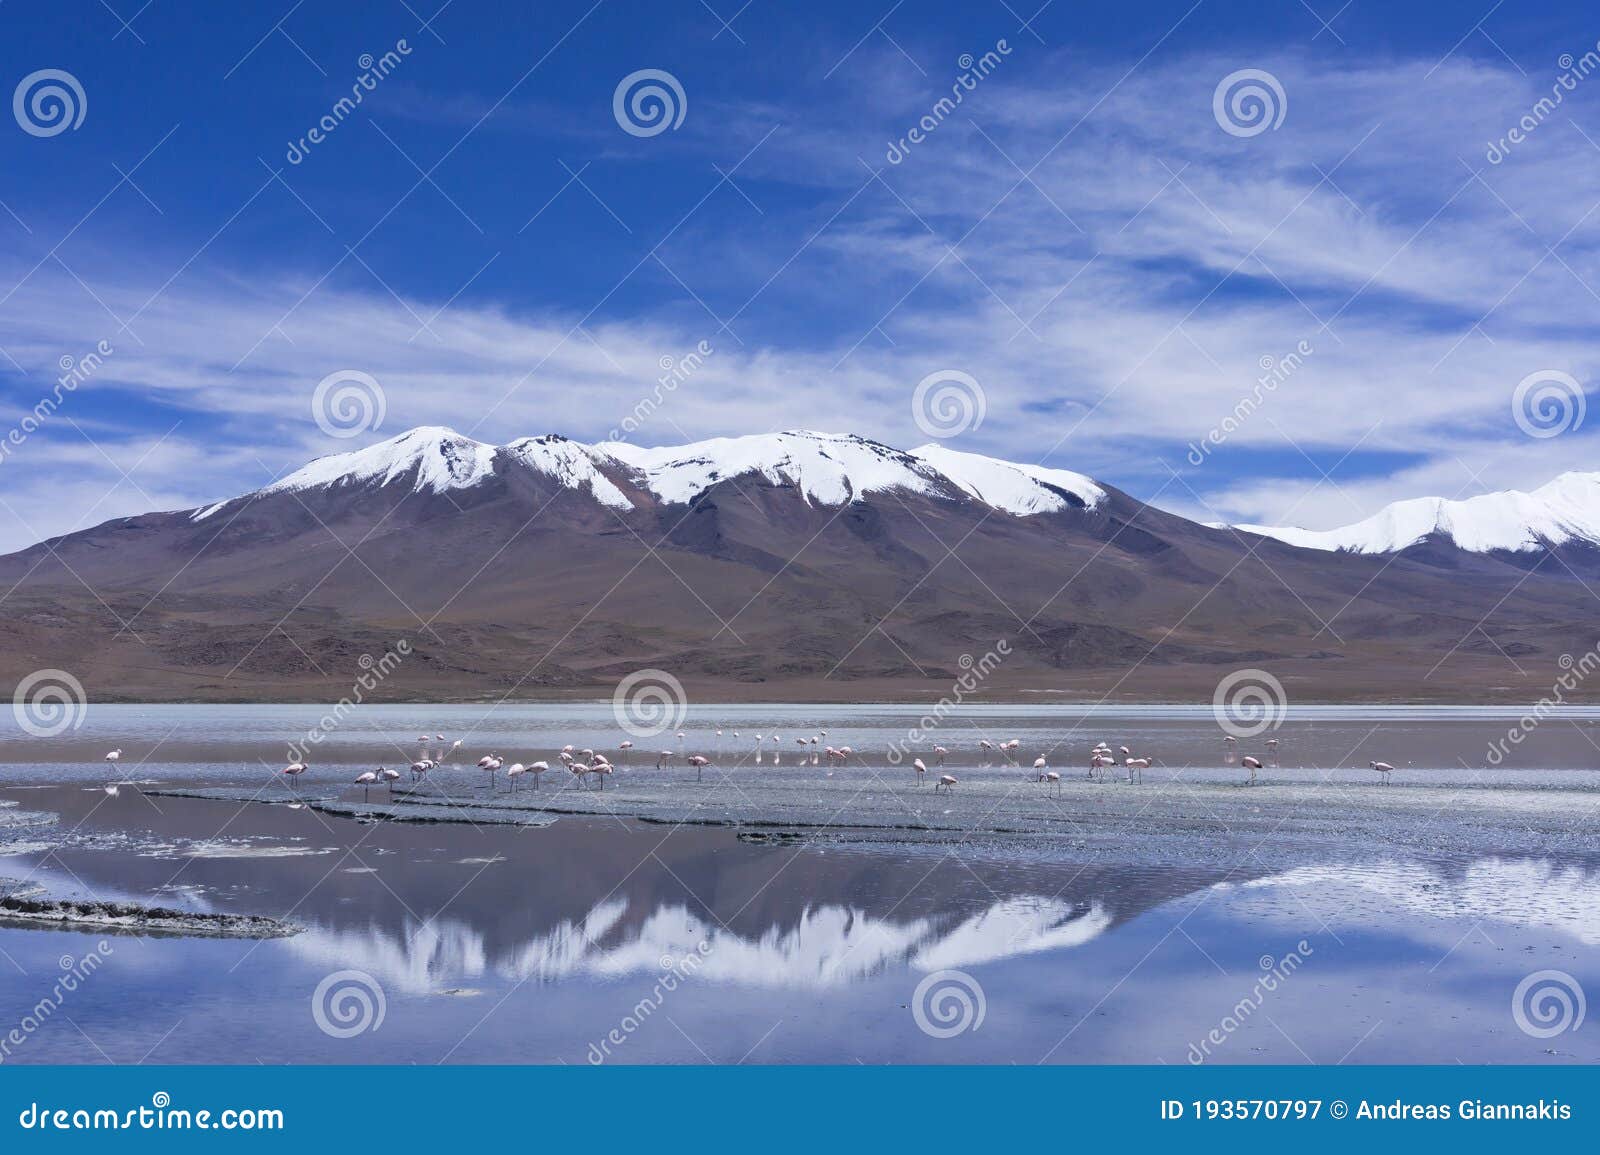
[3,426,1597,703]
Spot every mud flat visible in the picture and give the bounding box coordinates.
[0,878,300,938]
[138,763,1599,867]
[141,786,559,827]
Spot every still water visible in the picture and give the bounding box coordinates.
[0,705,1596,1064]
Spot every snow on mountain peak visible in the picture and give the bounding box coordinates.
[1234,471,1600,555]
[910,443,1105,514]
[267,426,496,497]
[596,430,937,507]
[505,435,633,511]
[189,426,1110,523]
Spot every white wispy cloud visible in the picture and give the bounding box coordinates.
[0,46,1597,553]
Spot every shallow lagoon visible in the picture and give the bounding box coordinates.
[0,705,1596,1064]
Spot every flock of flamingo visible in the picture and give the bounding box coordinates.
[231,728,1400,800]
[96,729,1399,800]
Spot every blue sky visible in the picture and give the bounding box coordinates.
[1,0,1598,552]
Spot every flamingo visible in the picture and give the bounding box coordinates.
[979,738,994,764]
[1124,756,1150,784]
[1044,770,1062,796]
[282,761,308,788]
[1369,760,1394,785]
[933,745,948,767]
[619,740,633,765]
[1090,753,1115,782]
[934,773,958,794]
[754,733,764,763]
[687,753,709,781]
[505,762,526,791]
[1033,756,1048,781]
[592,761,612,789]
[410,758,433,783]
[1241,755,1262,785]
[656,750,676,770]
[913,757,927,786]
[354,769,379,802]
[380,766,401,793]
[529,760,548,790]
[825,746,844,765]
[104,748,122,763]
[478,754,503,788]
[569,761,592,788]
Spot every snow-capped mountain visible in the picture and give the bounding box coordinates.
[1233,472,1600,556]
[192,426,1106,522]
[7,423,1599,703]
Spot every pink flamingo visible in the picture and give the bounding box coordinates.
[934,774,958,794]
